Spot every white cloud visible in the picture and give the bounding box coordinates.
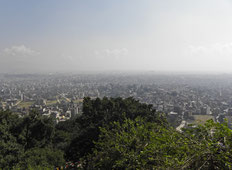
[3,45,39,57]
[67,55,74,61]
[189,43,232,58]
[185,43,232,71]
[94,48,129,60]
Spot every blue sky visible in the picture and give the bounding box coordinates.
[1,0,232,73]
[0,0,152,43]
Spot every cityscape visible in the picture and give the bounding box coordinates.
[1,72,232,127]
[2,0,232,168]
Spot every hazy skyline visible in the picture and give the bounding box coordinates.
[1,0,232,73]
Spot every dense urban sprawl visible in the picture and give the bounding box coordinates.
[1,73,232,127]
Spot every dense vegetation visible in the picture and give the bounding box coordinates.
[1,97,232,169]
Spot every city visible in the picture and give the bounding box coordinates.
[2,0,232,168]
[1,72,232,127]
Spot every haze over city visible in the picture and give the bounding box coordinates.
[4,1,232,169]
[1,0,232,73]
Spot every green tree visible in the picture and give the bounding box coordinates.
[66,97,162,161]
[15,147,65,169]
[15,111,55,151]
[87,117,180,169]
[87,118,232,169]
[0,110,65,169]
[181,120,232,169]
[0,111,22,169]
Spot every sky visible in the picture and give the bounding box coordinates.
[1,0,232,73]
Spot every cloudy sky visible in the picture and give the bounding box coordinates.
[1,0,232,73]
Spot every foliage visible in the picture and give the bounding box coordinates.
[181,120,232,169]
[0,110,65,169]
[0,111,23,169]
[53,118,77,153]
[66,97,163,160]
[87,118,232,169]
[1,97,232,169]
[86,117,178,169]
[15,111,55,151]
[15,147,64,169]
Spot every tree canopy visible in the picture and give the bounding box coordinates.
[0,111,65,169]
[87,118,232,169]
[1,97,232,169]
[66,97,163,161]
